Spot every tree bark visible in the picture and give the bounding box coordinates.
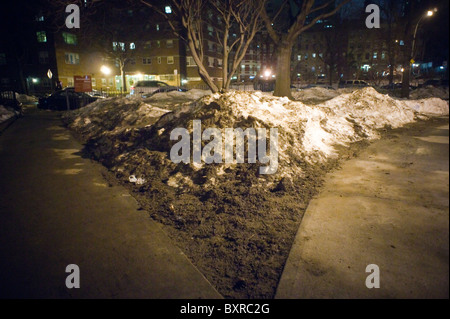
[401,64,410,98]
[274,42,293,99]
[120,61,127,95]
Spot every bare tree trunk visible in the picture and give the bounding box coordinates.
[328,61,333,86]
[389,64,394,85]
[401,64,410,98]
[120,66,125,95]
[118,59,128,95]
[274,41,293,99]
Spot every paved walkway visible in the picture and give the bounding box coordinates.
[0,108,222,298]
[276,117,449,299]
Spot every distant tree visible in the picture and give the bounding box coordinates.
[140,0,265,93]
[261,0,352,99]
[377,0,438,98]
[319,17,348,86]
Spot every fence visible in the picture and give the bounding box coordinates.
[0,91,21,113]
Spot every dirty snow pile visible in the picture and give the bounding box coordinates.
[142,89,212,110]
[0,105,17,123]
[410,86,449,100]
[65,87,449,190]
[15,93,38,104]
[292,87,356,104]
[292,87,341,103]
[63,97,169,141]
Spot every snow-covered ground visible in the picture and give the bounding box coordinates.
[15,93,38,104]
[64,86,448,187]
[0,105,18,124]
[409,86,449,100]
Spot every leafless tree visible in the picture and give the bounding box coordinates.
[140,0,265,93]
[261,0,352,98]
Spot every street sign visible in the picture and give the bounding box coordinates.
[74,75,92,92]
[410,59,415,64]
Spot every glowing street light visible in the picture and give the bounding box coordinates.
[264,70,272,78]
[412,8,437,61]
[100,65,111,75]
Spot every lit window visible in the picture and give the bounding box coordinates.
[312,53,316,58]
[165,6,172,14]
[62,32,77,45]
[186,56,197,67]
[381,52,386,59]
[156,24,160,31]
[297,55,301,61]
[373,52,377,59]
[157,41,161,48]
[167,56,174,64]
[64,52,79,65]
[130,42,136,50]
[166,40,173,48]
[399,40,404,46]
[36,31,47,43]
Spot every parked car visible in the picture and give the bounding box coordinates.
[38,88,99,110]
[130,80,180,97]
[338,80,370,88]
[150,86,188,96]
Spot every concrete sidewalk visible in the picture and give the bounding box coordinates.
[276,117,449,299]
[0,108,222,298]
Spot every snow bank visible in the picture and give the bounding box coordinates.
[0,105,17,123]
[292,87,358,104]
[292,87,341,103]
[147,89,212,102]
[62,97,169,141]
[145,87,448,180]
[410,86,449,100]
[403,98,449,115]
[15,93,38,104]
[65,87,449,187]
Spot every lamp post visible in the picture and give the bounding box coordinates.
[411,9,436,62]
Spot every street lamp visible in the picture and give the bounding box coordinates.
[412,8,437,61]
[100,65,111,75]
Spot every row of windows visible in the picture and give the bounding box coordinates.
[36,31,78,45]
[113,40,175,51]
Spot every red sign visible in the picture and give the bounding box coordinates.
[74,75,92,92]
